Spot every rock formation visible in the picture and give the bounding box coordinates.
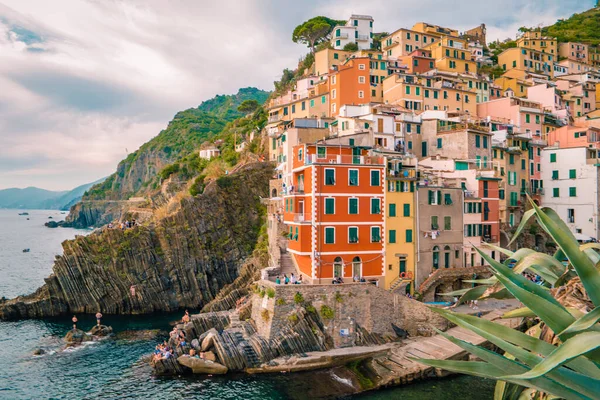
[0,163,272,320]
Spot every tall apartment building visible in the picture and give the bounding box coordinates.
[284,144,386,284]
[516,30,558,55]
[559,42,589,62]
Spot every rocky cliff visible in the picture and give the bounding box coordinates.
[0,163,273,320]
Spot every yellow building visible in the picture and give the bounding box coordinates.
[384,157,417,292]
[498,47,555,78]
[516,30,557,55]
[382,28,438,58]
[426,36,477,74]
[383,73,478,114]
[314,48,352,77]
[494,69,535,98]
[267,82,331,122]
[412,22,458,39]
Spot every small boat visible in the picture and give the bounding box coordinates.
[18,212,29,216]
[23,248,30,253]
[48,216,53,219]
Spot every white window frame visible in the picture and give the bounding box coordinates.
[332,89,337,99]
[324,226,336,244]
[358,90,364,98]
[370,169,380,186]
[358,63,366,70]
[370,226,381,243]
[358,76,365,84]
[348,226,359,244]
[331,75,336,85]
[348,197,359,215]
[348,168,359,186]
[332,103,337,114]
[324,197,335,215]
[371,197,381,214]
[324,167,336,185]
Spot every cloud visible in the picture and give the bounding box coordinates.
[0,0,595,190]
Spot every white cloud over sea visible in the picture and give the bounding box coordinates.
[0,0,594,190]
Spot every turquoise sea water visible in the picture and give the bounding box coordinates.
[0,209,494,399]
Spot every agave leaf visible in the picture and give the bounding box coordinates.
[483,242,515,257]
[508,208,536,246]
[494,380,526,400]
[559,307,600,336]
[463,278,498,285]
[582,248,600,265]
[481,287,514,300]
[510,248,537,264]
[501,332,600,381]
[503,307,536,319]
[531,201,600,307]
[413,358,589,400]
[439,288,472,297]
[580,243,600,252]
[429,308,600,379]
[516,253,566,277]
[454,285,489,305]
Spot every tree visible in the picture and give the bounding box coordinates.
[237,99,260,115]
[292,16,345,52]
[371,32,389,51]
[343,42,359,52]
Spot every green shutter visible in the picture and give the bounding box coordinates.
[370,170,380,186]
[437,138,442,148]
[444,193,452,205]
[349,227,358,243]
[550,153,556,162]
[349,169,358,185]
[325,198,335,214]
[437,191,442,205]
[475,135,481,147]
[325,169,335,185]
[325,227,335,244]
[553,188,559,197]
[552,170,558,180]
[569,169,576,179]
[403,203,410,217]
[371,227,381,242]
[569,187,577,197]
[444,216,451,230]
[410,181,415,192]
[428,190,434,204]
[389,230,396,243]
[406,229,413,243]
[389,204,396,217]
[371,198,380,214]
[349,198,358,214]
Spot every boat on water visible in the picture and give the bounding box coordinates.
[22,248,30,253]
[18,212,29,216]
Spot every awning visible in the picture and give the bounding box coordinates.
[275,163,285,171]
[574,233,595,242]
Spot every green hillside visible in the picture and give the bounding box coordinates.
[542,6,600,45]
[84,87,270,200]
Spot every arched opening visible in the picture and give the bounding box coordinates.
[352,256,362,279]
[271,188,277,197]
[432,246,440,270]
[535,234,545,251]
[333,257,343,279]
[444,246,451,268]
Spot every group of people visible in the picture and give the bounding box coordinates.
[275,273,301,285]
[107,219,137,230]
[152,341,175,362]
[71,312,103,331]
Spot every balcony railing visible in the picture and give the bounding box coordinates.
[305,154,384,166]
[531,187,544,195]
[286,213,312,223]
[387,169,417,179]
[482,235,499,243]
[336,33,349,39]
[357,34,370,41]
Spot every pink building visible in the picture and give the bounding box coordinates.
[527,83,568,121]
[477,97,544,139]
[547,125,600,149]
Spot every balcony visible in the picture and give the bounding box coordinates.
[305,154,384,166]
[531,187,544,195]
[387,169,417,180]
[357,34,370,41]
[286,213,313,223]
[531,139,547,146]
[482,235,499,243]
[335,33,349,39]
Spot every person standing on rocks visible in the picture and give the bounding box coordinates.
[96,312,103,326]
[72,315,78,331]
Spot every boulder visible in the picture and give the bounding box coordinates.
[201,329,218,351]
[33,348,46,355]
[64,329,93,345]
[45,221,59,228]
[203,351,217,362]
[177,355,228,374]
[90,324,113,337]
[191,339,200,350]
[116,329,165,341]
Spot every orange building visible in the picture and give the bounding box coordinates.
[329,57,373,117]
[398,49,435,74]
[547,125,600,149]
[283,144,385,284]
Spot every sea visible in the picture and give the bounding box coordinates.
[0,209,494,399]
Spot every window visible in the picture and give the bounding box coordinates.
[325,227,335,244]
[371,198,381,214]
[358,76,365,84]
[553,188,559,197]
[521,159,526,170]
[336,40,340,47]
[325,198,335,214]
[370,170,380,186]
[433,246,440,269]
[333,53,339,60]
[444,193,453,205]
[403,203,410,217]
[568,208,575,223]
[348,169,359,186]
[550,153,556,162]
[405,86,411,95]
[388,203,397,217]
[509,154,514,165]
[425,89,430,98]
[405,229,413,243]
[416,87,420,96]
[552,170,558,180]
[389,229,396,244]
[349,198,358,214]
[569,187,577,197]
[325,168,335,185]
[431,216,439,229]
[358,64,365,70]
[298,149,303,161]
[525,114,530,123]
[444,216,452,230]
[358,90,364,98]
[499,189,505,200]
[569,169,576,179]
[483,136,488,149]
[475,135,481,148]
[428,190,440,205]
[371,227,381,242]
[348,227,359,243]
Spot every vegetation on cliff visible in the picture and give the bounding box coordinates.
[542,7,600,45]
[84,87,269,201]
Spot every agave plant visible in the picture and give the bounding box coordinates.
[416,200,600,400]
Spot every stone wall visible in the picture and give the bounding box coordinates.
[418,266,492,302]
[252,280,449,346]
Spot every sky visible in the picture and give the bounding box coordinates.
[0,0,595,191]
